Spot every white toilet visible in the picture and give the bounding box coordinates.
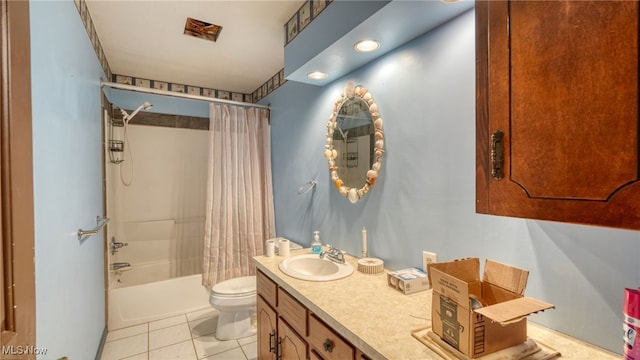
[209,275,257,340]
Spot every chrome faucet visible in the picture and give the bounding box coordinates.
[319,245,346,264]
[109,262,131,271]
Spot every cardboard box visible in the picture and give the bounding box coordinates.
[387,268,430,294]
[428,258,554,358]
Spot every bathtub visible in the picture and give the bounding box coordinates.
[108,274,210,330]
[110,218,204,287]
[110,257,202,288]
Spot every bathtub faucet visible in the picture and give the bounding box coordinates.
[110,262,131,271]
[110,237,128,255]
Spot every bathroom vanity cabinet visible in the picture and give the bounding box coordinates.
[475,0,640,230]
[253,250,619,359]
[257,270,367,360]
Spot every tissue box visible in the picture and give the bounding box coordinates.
[428,258,555,358]
[387,268,430,294]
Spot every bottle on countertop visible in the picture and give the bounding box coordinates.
[311,231,322,254]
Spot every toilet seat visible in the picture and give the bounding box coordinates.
[211,275,256,297]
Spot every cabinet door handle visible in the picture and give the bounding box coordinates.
[323,338,334,353]
[269,331,276,353]
[491,130,504,180]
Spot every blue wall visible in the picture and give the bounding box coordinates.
[31,1,106,358]
[263,9,640,354]
[27,2,639,355]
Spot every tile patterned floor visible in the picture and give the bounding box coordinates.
[100,308,257,360]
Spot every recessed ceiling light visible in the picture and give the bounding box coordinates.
[307,71,328,80]
[354,39,380,53]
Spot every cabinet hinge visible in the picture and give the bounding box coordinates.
[276,337,283,360]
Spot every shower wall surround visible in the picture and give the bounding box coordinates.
[262,10,640,355]
[106,119,209,285]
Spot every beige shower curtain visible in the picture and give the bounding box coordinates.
[202,103,275,289]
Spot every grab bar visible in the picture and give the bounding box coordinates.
[78,216,110,241]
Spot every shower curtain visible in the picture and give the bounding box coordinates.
[202,103,275,289]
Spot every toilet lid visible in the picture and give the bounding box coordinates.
[211,275,256,296]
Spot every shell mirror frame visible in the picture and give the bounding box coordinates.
[325,82,384,204]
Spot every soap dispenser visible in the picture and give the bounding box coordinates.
[311,231,322,254]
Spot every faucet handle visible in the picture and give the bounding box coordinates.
[319,244,331,259]
[110,237,128,255]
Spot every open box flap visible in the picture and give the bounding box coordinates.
[483,259,529,295]
[429,266,470,305]
[474,297,555,324]
[429,258,480,282]
[429,259,481,305]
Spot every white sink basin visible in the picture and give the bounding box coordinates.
[279,254,354,281]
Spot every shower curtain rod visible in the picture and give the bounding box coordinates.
[100,81,271,110]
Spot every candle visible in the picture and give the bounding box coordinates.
[362,227,367,257]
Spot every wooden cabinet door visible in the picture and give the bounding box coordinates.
[257,296,277,360]
[257,270,277,308]
[277,287,308,336]
[476,0,640,229]
[278,319,308,360]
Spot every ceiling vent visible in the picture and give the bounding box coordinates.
[184,17,223,42]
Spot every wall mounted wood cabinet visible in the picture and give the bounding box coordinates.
[476,0,640,230]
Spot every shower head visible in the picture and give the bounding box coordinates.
[120,101,153,123]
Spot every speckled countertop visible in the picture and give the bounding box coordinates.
[253,249,619,360]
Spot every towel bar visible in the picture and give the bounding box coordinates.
[78,216,110,241]
[297,180,317,195]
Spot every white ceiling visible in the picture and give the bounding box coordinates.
[86,0,304,94]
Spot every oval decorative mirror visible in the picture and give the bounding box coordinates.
[325,82,384,203]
